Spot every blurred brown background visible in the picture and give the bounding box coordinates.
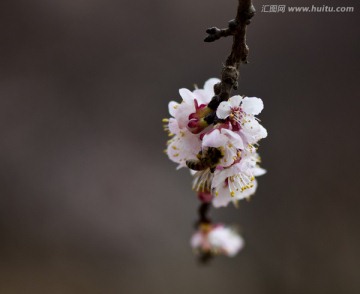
[0,0,359,293]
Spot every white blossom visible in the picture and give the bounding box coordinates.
[202,128,244,168]
[165,78,221,169]
[191,224,244,257]
[168,78,220,130]
[211,151,266,208]
[217,95,267,144]
[166,119,202,169]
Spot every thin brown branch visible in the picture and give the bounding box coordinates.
[205,0,255,123]
[196,202,211,227]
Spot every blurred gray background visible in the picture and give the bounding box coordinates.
[0,0,359,293]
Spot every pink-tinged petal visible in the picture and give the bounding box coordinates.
[237,132,248,148]
[221,129,244,149]
[166,140,181,164]
[175,103,195,129]
[229,95,242,108]
[190,232,203,248]
[168,118,180,135]
[179,88,195,104]
[202,130,227,148]
[236,157,254,173]
[233,139,244,150]
[241,97,264,115]
[220,148,237,168]
[216,101,231,119]
[168,101,179,117]
[212,167,235,188]
[193,89,211,105]
[212,185,232,208]
[204,78,221,97]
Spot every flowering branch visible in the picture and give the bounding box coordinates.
[205,0,255,123]
[163,0,266,261]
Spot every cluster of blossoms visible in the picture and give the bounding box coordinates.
[164,78,267,258]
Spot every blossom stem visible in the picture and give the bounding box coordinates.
[199,251,213,264]
[197,202,211,226]
[196,202,213,264]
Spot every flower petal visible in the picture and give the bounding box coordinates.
[202,130,227,148]
[175,102,195,129]
[216,101,231,119]
[241,97,264,115]
[168,101,179,117]
[220,148,237,168]
[168,118,180,135]
[258,125,268,139]
[204,78,220,97]
[253,167,266,177]
[229,95,242,108]
[212,164,239,189]
[234,180,257,201]
[221,129,244,149]
[190,232,203,248]
[179,88,195,104]
[242,118,261,134]
[166,130,201,168]
[193,89,210,105]
[212,185,232,208]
